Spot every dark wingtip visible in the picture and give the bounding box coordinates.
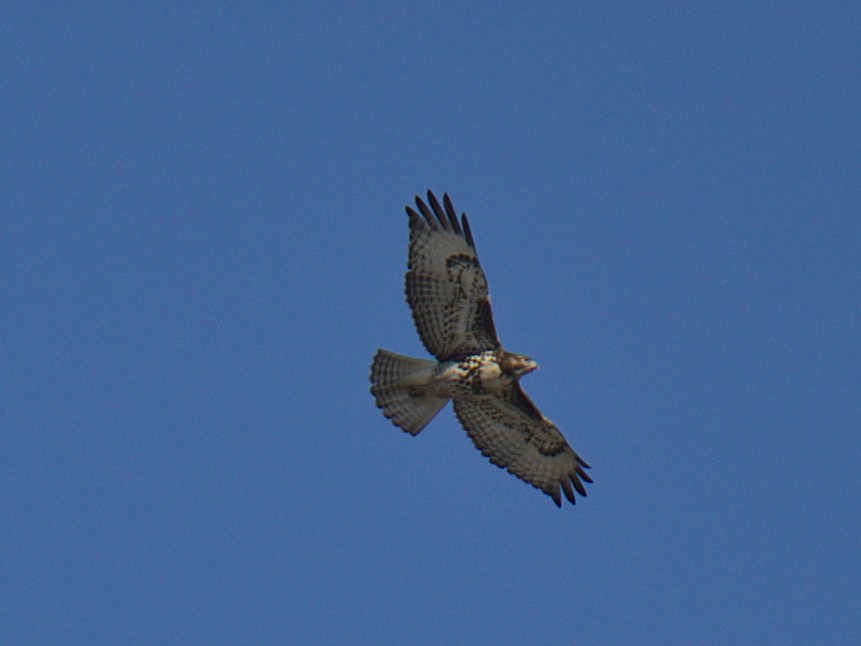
[561,479,577,504]
[426,190,449,229]
[424,189,435,214]
[405,205,421,221]
[409,191,472,244]
[461,213,475,247]
[442,193,463,234]
[413,194,434,226]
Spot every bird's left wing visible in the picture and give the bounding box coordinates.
[452,385,591,507]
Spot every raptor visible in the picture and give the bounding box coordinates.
[370,191,591,507]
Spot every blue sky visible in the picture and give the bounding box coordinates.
[3,3,859,644]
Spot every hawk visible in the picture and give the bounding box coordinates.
[370,191,591,507]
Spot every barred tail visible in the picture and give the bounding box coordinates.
[370,349,448,436]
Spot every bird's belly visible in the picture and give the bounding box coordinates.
[427,357,509,397]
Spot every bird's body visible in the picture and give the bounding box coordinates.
[400,349,534,398]
[370,191,591,507]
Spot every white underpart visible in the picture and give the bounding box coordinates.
[477,361,506,393]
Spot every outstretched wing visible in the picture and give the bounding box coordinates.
[452,385,592,507]
[405,190,501,361]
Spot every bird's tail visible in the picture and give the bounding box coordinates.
[370,349,448,436]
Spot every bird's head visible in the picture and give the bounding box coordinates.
[499,351,539,378]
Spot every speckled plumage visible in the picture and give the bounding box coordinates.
[370,191,591,507]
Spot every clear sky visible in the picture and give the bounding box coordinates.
[3,3,859,644]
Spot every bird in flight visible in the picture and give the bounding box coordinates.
[370,191,591,507]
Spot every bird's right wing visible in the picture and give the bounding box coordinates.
[404,191,501,361]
